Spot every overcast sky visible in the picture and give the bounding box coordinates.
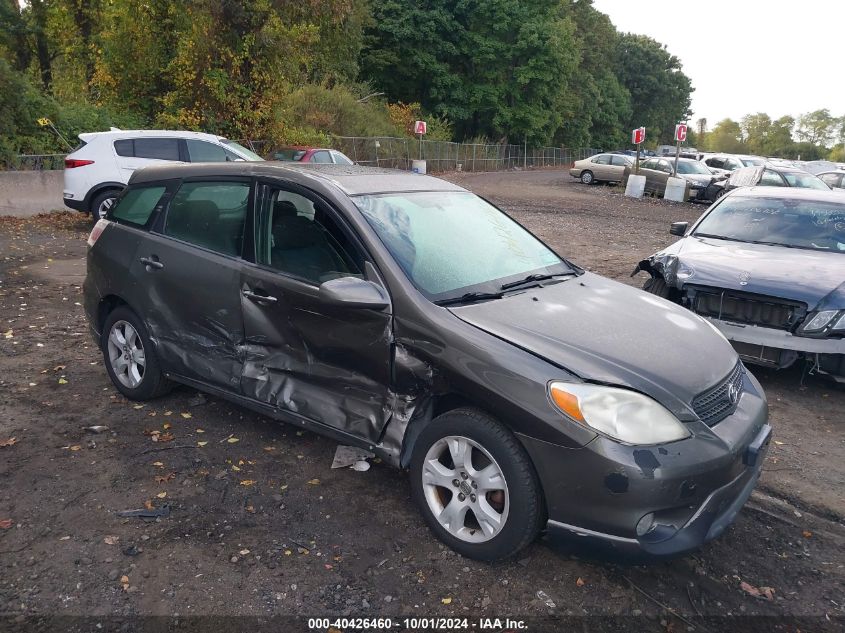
[592,0,845,129]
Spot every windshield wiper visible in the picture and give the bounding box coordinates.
[500,273,573,291]
[434,291,505,306]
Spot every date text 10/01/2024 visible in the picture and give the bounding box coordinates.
[307,617,528,630]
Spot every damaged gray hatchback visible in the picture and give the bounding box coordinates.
[84,163,771,561]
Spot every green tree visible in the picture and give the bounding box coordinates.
[614,33,693,142]
[795,109,836,147]
[708,118,746,153]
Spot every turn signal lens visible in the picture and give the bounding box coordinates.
[549,386,585,422]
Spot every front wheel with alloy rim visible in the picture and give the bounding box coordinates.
[580,170,594,185]
[409,408,544,561]
[101,306,171,400]
[91,189,120,224]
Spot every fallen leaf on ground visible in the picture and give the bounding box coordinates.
[740,581,775,601]
[245,505,255,513]
[155,472,176,484]
[231,465,241,472]
[774,440,784,445]
[306,479,320,485]
[802,530,813,538]
[240,480,256,486]
[59,535,70,541]
[152,461,164,467]
[576,577,585,587]
[3,329,12,339]
[263,446,276,452]
[284,549,292,556]
[158,432,175,442]
[239,549,250,556]
[133,405,144,410]
[196,428,205,433]
[69,445,81,451]
[58,377,68,384]
[0,437,17,447]
[163,423,171,430]
[324,564,333,570]
[164,411,172,416]
[180,412,192,419]
[104,535,119,545]
[227,437,239,444]
[441,597,452,605]
[144,499,154,510]
[197,441,208,447]
[0,519,13,529]
[156,491,167,499]
[53,365,65,371]
[120,575,130,591]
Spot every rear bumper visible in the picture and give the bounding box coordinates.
[545,424,770,556]
[63,195,88,213]
[569,168,580,178]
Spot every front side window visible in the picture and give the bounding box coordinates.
[355,191,571,299]
[641,159,658,170]
[694,196,845,252]
[611,155,631,166]
[258,189,362,284]
[760,169,786,187]
[706,157,725,169]
[187,140,230,162]
[821,173,844,189]
[311,151,333,164]
[676,161,711,175]
[111,186,166,226]
[781,171,831,190]
[164,181,250,257]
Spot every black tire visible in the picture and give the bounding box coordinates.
[642,276,671,299]
[101,306,171,400]
[409,408,544,561]
[90,189,120,224]
[580,170,594,185]
[714,187,727,200]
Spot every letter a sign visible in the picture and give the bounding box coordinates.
[414,121,427,135]
[675,124,688,143]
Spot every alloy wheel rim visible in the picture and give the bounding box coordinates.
[421,435,509,543]
[107,320,145,389]
[97,197,115,219]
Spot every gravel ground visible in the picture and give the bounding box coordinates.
[0,171,842,631]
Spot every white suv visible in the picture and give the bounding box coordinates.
[63,129,263,221]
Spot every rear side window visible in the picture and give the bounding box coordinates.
[114,138,180,161]
[164,181,250,257]
[111,186,166,226]
[592,155,611,164]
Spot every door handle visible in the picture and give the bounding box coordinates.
[243,289,277,304]
[139,256,164,270]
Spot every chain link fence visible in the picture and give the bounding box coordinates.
[4,138,601,173]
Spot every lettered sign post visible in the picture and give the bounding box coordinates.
[673,123,688,175]
[414,120,427,159]
[632,126,645,173]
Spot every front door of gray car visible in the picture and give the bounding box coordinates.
[130,178,252,391]
[238,182,393,443]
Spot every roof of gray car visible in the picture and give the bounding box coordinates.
[128,162,467,195]
[734,186,845,203]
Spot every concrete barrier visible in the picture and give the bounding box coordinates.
[0,170,66,217]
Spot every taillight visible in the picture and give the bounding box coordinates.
[87,219,110,247]
[65,158,95,168]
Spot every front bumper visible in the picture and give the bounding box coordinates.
[547,423,770,555]
[519,370,770,556]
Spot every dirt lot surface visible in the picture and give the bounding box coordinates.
[0,171,843,631]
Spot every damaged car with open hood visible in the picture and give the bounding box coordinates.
[84,162,771,561]
[635,187,845,382]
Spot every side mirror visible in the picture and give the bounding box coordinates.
[669,221,689,236]
[318,277,389,310]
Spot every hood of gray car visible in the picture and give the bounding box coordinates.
[683,173,714,185]
[449,272,738,418]
[666,237,845,310]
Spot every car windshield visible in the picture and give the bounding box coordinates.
[220,139,263,161]
[694,196,845,252]
[354,191,574,300]
[780,171,830,190]
[676,161,711,175]
[741,157,766,166]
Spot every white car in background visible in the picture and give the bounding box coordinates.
[63,129,263,222]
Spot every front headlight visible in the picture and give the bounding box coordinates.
[549,382,690,445]
[799,309,844,335]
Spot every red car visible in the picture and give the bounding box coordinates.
[272,146,354,165]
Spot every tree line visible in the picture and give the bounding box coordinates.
[3,0,833,164]
[695,111,845,162]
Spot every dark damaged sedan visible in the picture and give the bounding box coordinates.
[635,187,845,382]
[84,163,771,560]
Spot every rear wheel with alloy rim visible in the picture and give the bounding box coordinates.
[410,408,543,561]
[580,170,594,185]
[101,306,170,400]
[91,189,120,224]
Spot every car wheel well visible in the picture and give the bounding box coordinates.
[87,184,123,213]
[97,295,128,336]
